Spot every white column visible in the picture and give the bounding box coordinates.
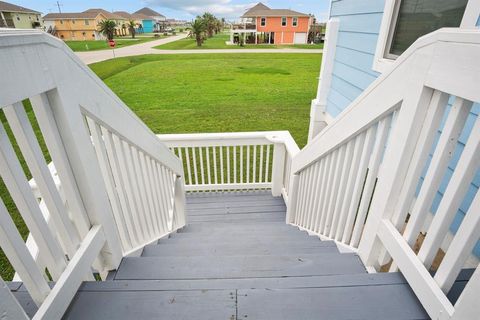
[308,18,339,142]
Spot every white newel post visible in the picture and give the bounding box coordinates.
[285,174,300,223]
[173,176,187,228]
[46,87,123,271]
[308,18,339,142]
[358,84,436,268]
[271,142,286,197]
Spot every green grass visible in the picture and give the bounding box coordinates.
[1,53,321,280]
[90,53,321,146]
[155,33,324,50]
[65,36,166,52]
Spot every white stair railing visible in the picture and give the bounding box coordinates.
[288,28,480,320]
[158,131,299,203]
[0,30,186,318]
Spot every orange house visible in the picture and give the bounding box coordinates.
[232,3,312,45]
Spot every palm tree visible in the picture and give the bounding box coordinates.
[189,18,205,47]
[202,12,216,38]
[128,20,136,39]
[98,19,116,40]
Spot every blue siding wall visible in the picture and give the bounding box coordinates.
[143,20,154,33]
[326,0,384,117]
[326,0,480,257]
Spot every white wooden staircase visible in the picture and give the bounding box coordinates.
[0,28,479,319]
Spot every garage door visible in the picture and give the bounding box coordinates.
[294,33,307,44]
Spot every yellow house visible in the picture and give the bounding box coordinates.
[0,1,42,29]
[43,9,129,41]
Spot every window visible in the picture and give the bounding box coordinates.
[281,17,287,27]
[388,0,468,57]
[374,0,473,73]
[16,16,20,21]
[260,17,266,26]
[60,20,63,24]
[85,20,89,25]
[292,17,298,27]
[72,20,75,24]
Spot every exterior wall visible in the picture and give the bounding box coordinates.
[323,0,480,257]
[325,0,384,117]
[255,16,310,44]
[143,20,153,33]
[4,11,42,29]
[51,18,100,40]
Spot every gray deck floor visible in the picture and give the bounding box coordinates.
[13,191,436,319]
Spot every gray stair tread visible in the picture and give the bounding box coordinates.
[187,198,285,209]
[166,230,321,241]
[160,237,329,247]
[180,221,292,232]
[237,285,429,320]
[63,290,236,320]
[115,253,366,280]
[188,212,285,223]
[142,241,338,256]
[186,204,285,215]
[78,272,411,292]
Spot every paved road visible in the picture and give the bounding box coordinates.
[75,33,323,65]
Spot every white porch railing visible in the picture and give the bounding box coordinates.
[0,29,186,318]
[157,131,299,203]
[287,28,480,320]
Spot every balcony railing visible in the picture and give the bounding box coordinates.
[157,131,299,204]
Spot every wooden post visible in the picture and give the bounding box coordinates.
[46,87,123,270]
[271,142,286,197]
[285,174,300,223]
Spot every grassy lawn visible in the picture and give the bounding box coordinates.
[155,33,324,50]
[0,53,321,280]
[65,36,167,52]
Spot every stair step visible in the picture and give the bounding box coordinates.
[179,221,295,233]
[187,198,285,210]
[186,204,285,215]
[188,212,286,223]
[162,232,323,244]
[168,225,310,237]
[115,253,366,280]
[142,240,338,257]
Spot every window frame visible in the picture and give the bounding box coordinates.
[292,17,298,27]
[85,19,89,25]
[373,0,479,73]
[281,16,287,27]
[260,17,266,27]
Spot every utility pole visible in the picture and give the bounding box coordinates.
[55,1,62,13]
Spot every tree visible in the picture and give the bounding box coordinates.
[189,18,206,47]
[98,19,116,40]
[202,12,216,38]
[128,20,136,39]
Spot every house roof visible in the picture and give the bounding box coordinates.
[241,2,309,18]
[243,2,270,16]
[134,7,165,18]
[43,12,104,20]
[0,1,40,14]
[83,9,126,20]
[113,11,132,19]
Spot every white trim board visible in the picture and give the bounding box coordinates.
[373,0,480,74]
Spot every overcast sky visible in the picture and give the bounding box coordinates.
[12,0,330,21]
